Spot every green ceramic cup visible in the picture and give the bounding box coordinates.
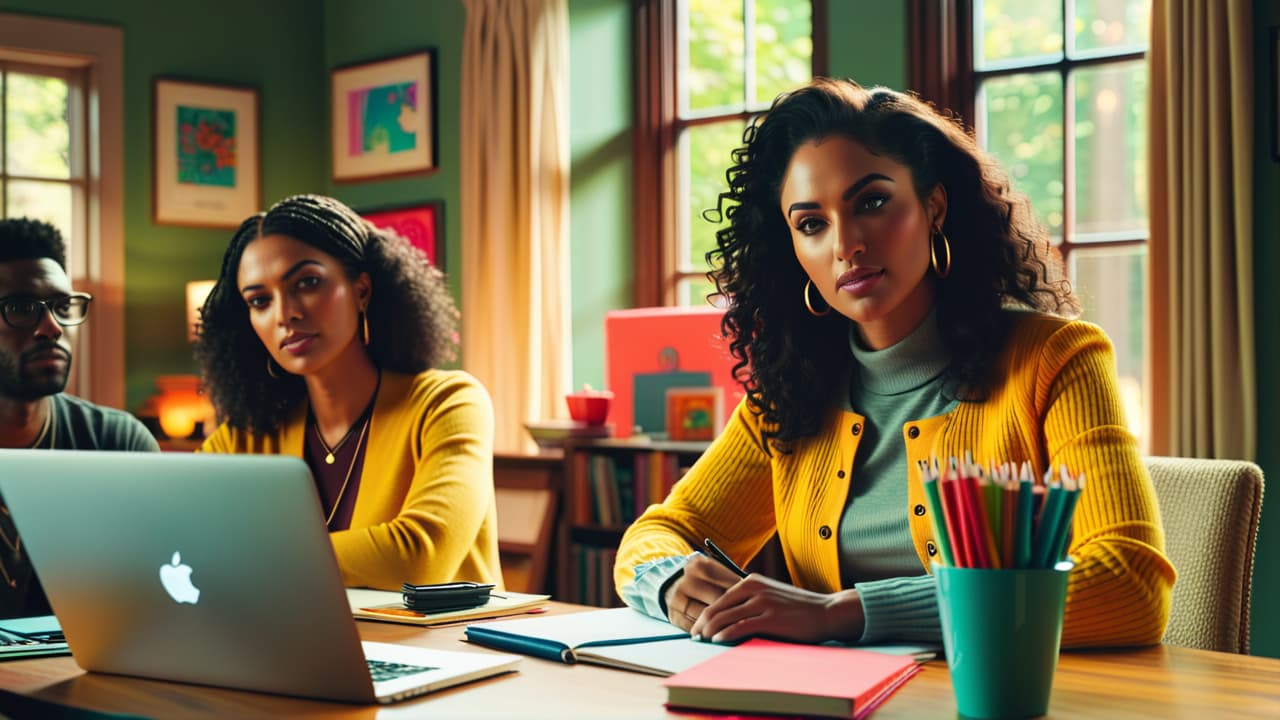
[934,562,1073,719]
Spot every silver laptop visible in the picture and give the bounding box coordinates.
[0,449,520,704]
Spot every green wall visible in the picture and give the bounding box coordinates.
[1251,0,1279,659]
[0,0,327,411]
[568,0,633,390]
[825,0,907,89]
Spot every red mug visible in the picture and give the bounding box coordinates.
[566,390,613,425]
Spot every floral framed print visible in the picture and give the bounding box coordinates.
[153,78,260,228]
[362,201,443,267]
[331,50,437,183]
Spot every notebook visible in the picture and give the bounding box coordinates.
[464,606,691,670]
[347,587,550,626]
[662,638,921,719]
[0,615,69,661]
[0,449,521,704]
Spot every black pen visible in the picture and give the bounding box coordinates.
[703,538,748,578]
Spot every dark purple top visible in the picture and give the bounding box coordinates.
[303,419,369,532]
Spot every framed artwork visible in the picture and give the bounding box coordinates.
[153,78,260,228]
[331,50,437,182]
[362,201,443,267]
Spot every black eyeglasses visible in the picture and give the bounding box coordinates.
[0,293,93,330]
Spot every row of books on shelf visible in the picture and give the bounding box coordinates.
[570,450,691,527]
[569,543,624,608]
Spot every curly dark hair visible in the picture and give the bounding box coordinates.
[194,194,458,433]
[0,218,67,268]
[707,78,1079,450]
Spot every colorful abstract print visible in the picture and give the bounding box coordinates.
[347,81,418,158]
[177,106,237,187]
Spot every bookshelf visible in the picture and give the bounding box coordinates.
[557,438,784,607]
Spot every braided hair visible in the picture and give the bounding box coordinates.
[194,194,458,433]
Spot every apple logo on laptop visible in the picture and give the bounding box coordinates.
[159,551,200,604]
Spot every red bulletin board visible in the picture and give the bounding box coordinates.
[604,306,744,438]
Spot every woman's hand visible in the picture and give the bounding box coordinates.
[663,554,743,632]
[688,574,866,645]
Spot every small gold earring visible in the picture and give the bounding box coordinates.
[266,357,281,379]
[361,312,370,346]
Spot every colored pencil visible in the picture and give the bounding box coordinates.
[922,470,954,566]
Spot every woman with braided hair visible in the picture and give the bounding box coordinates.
[614,79,1173,648]
[196,194,500,590]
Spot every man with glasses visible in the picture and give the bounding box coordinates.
[0,218,158,618]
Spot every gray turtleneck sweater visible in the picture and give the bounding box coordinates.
[838,309,957,642]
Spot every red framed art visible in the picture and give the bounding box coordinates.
[361,201,443,267]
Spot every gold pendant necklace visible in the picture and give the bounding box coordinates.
[314,416,362,465]
[326,417,370,528]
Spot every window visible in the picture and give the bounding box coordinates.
[912,0,1150,445]
[1,63,87,290]
[0,14,125,408]
[634,0,818,307]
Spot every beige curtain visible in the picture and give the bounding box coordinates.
[1148,0,1255,460]
[460,0,571,454]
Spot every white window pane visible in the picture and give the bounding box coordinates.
[7,180,73,247]
[978,72,1064,237]
[1072,62,1147,240]
[975,0,1064,70]
[1071,246,1147,443]
[5,72,71,179]
[1071,0,1150,56]
[753,0,811,106]
[678,277,720,307]
[684,0,746,113]
[682,120,741,281]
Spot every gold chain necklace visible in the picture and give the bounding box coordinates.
[313,414,364,465]
[325,416,370,528]
[1,398,54,589]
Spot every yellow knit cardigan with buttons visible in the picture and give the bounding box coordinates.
[203,369,503,592]
[615,312,1175,647]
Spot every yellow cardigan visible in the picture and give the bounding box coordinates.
[615,313,1175,647]
[203,369,502,591]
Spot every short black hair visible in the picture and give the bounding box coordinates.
[0,218,67,268]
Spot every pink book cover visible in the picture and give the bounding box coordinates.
[663,638,920,719]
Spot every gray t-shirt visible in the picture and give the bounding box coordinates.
[1,394,159,618]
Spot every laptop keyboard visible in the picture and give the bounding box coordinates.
[367,659,438,683]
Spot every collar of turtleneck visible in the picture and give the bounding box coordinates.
[848,308,951,395]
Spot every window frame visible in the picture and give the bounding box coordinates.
[909,0,1150,266]
[0,13,125,409]
[632,0,825,307]
[910,0,1151,444]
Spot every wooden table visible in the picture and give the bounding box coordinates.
[1,603,1277,719]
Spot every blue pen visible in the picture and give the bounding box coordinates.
[703,538,748,578]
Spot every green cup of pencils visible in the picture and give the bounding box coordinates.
[922,457,1084,719]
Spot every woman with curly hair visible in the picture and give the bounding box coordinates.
[196,194,500,590]
[614,79,1173,647]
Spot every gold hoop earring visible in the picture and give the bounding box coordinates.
[361,312,370,347]
[803,279,831,317]
[931,230,952,279]
[266,357,281,379]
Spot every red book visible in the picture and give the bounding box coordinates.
[662,638,920,719]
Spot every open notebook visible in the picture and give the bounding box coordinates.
[347,588,549,626]
[464,607,690,672]
[464,607,939,677]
